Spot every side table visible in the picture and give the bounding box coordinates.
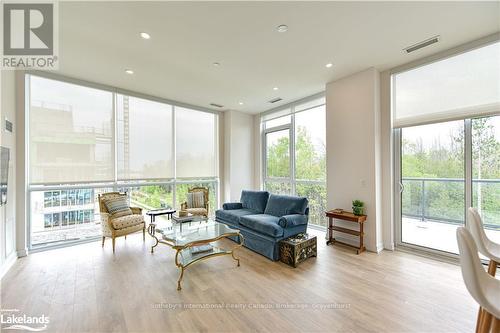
[325,210,367,254]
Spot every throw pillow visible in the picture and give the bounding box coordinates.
[103,196,133,218]
[187,191,205,208]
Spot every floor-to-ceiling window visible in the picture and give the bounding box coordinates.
[27,74,219,249]
[262,95,327,227]
[393,40,500,254]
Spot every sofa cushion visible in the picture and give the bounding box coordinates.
[239,214,284,238]
[215,208,259,225]
[240,190,269,213]
[223,202,243,210]
[112,214,144,229]
[264,194,308,217]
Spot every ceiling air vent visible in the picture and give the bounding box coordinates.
[209,103,224,108]
[404,35,440,53]
[269,97,282,104]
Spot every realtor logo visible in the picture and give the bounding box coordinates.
[1,309,49,331]
[1,1,58,69]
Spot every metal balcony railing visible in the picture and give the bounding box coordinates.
[401,177,500,230]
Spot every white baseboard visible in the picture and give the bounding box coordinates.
[383,242,395,251]
[0,252,18,279]
[17,248,28,257]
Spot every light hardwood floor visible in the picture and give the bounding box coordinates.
[1,230,478,332]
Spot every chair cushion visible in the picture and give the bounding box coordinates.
[186,207,208,216]
[103,196,132,218]
[187,191,205,208]
[112,214,144,229]
[264,194,308,217]
[215,208,259,225]
[240,190,269,213]
[239,214,284,238]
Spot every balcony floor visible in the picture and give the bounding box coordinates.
[402,217,500,254]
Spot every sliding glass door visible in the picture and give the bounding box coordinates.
[400,120,465,253]
[398,116,500,254]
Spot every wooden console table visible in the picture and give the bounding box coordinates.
[325,210,367,254]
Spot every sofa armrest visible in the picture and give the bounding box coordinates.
[278,214,308,228]
[223,202,243,210]
[130,207,142,215]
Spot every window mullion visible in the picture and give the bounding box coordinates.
[290,112,296,195]
[464,118,472,226]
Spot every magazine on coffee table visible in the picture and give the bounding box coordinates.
[190,244,214,254]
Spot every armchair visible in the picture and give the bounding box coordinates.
[181,187,209,217]
[98,192,145,253]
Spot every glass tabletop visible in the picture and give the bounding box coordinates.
[156,220,239,247]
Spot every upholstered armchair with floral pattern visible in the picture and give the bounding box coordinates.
[181,187,209,217]
[98,192,145,253]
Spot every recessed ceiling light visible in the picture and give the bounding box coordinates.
[213,62,221,66]
[325,63,333,68]
[273,87,279,91]
[239,102,244,105]
[125,69,134,75]
[277,24,288,33]
[140,32,151,40]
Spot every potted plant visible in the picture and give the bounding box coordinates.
[352,200,364,216]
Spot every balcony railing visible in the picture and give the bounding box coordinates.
[402,177,500,230]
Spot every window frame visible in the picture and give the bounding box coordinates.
[25,72,220,251]
[261,93,327,227]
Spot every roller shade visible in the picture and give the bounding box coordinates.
[116,95,174,180]
[261,96,326,122]
[175,107,217,178]
[393,41,500,128]
[29,76,114,185]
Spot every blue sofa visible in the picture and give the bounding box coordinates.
[215,190,309,260]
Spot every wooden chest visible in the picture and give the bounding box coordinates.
[279,233,317,267]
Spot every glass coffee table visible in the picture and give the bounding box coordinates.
[148,219,244,290]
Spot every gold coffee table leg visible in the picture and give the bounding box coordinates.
[148,223,159,253]
[231,234,244,267]
[177,266,185,291]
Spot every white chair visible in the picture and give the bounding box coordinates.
[456,227,500,333]
[468,208,500,275]
[467,208,500,332]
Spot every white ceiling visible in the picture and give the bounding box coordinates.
[56,1,500,114]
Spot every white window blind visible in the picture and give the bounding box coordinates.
[29,76,114,184]
[116,95,174,180]
[393,41,500,128]
[261,108,292,122]
[175,107,217,178]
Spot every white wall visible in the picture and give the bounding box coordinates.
[326,68,383,252]
[380,70,394,250]
[223,110,255,203]
[253,114,262,190]
[0,70,18,277]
